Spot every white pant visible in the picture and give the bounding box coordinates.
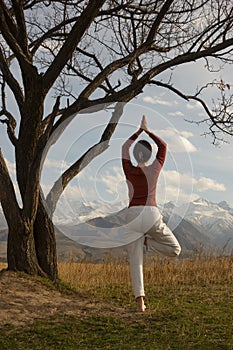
[125,206,181,298]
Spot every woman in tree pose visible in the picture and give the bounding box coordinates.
[122,115,181,312]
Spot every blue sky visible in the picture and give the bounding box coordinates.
[1,59,233,215]
[40,60,233,213]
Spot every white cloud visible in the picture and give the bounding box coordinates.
[197,112,206,117]
[81,166,225,206]
[157,127,197,153]
[143,96,173,106]
[44,158,71,170]
[159,170,195,204]
[194,176,226,192]
[178,136,197,153]
[101,168,124,189]
[168,111,185,117]
[42,166,226,211]
[156,170,226,205]
[41,183,52,196]
[157,184,198,205]
[99,167,127,202]
[42,167,224,213]
[7,157,72,178]
[163,170,194,188]
[63,184,83,200]
[179,131,194,138]
[5,159,16,176]
[38,39,63,55]
[41,182,84,202]
[186,101,203,110]
[163,171,225,193]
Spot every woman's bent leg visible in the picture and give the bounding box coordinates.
[147,218,181,257]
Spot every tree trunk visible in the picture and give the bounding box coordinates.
[0,149,45,277]
[6,196,58,282]
[7,219,46,276]
[33,194,58,282]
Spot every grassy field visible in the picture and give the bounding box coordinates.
[0,252,232,349]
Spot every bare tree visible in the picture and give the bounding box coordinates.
[0,0,232,281]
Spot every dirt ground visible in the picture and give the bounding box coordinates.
[0,269,128,327]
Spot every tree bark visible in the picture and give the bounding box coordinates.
[33,194,58,282]
[7,218,46,276]
[0,148,45,276]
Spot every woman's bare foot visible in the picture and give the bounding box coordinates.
[136,296,146,312]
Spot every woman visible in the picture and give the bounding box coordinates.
[122,115,181,312]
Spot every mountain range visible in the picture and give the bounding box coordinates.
[0,197,232,262]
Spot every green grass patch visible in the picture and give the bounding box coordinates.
[0,282,232,350]
[1,257,232,349]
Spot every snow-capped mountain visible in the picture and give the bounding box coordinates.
[0,197,232,261]
[53,197,233,251]
[172,197,233,248]
[175,197,233,226]
[218,200,233,213]
[53,197,128,225]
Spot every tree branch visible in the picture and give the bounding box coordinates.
[146,0,175,43]
[46,102,125,215]
[149,79,233,140]
[11,0,31,58]
[0,148,21,227]
[149,80,189,100]
[77,44,150,100]
[77,1,176,100]
[42,96,61,135]
[76,48,114,93]
[29,16,79,56]
[42,0,106,92]
[48,36,233,139]
[0,3,32,65]
[0,1,18,38]
[0,111,18,146]
[66,64,111,94]
[0,47,24,109]
[0,74,18,146]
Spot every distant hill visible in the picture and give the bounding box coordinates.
[0,197,232,262]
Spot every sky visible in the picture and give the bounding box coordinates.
[1,59,233,219]
[42,59,233,213]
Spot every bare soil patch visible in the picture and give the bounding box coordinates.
[0,269,128,327]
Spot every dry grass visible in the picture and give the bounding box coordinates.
[58,252,233,297]
[0,253,233,292]
[0,262,6,270]
[1,252,232,296]
[58,256,131,297]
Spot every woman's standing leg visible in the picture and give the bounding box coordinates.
[127,235,146,311]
